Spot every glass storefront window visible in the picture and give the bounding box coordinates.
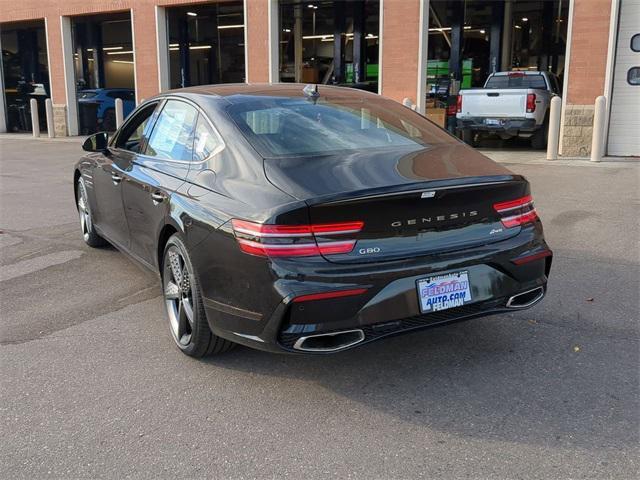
[167,2,245,89]
[425,0,568,133]
[278,0,380,92]
[71,13,135,134]
[1,20,50,133]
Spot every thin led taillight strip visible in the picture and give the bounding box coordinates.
[236,239,356,257]
[292,288,369,303]
[493,195,538,228]
[493,195,533,213]
[231,219,363,258]
[231,220,364,238]
[511,249,552,265]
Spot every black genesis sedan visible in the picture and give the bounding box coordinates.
[74,84,552,357]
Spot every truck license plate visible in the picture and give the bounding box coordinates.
[485,118,501,126]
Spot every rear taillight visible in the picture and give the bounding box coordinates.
[526,93,536,113]
[456,94,463,113]
[493,195,538,228]
[231,219,364,258]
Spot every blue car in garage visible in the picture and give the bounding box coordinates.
[78,88,136,132]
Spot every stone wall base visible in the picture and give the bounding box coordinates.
[52,105,68,137]
[561,104,594,157]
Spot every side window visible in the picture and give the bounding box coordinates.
[144,100,198,161]
[114,103,159,153]
[193,114,223,162]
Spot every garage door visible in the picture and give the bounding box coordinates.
[607,0,640,157]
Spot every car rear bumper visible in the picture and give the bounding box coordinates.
[199,225,552,354]
[457,118,539,136]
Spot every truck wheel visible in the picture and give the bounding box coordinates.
[462,129,477,147]
[531,121,549,150]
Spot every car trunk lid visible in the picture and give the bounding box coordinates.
[264,143,528,264]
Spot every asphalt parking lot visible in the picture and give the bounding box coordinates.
[1,136,638,479]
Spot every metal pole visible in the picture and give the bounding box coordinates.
[590,95,606,162]
[45,98,55,138]
[30,98,40,137]
[115,98,124,129]
[546,96,561,160]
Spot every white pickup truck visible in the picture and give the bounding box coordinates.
[456,71,561,149]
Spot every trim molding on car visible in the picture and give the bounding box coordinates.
[203,297,263,321]
[322,181,511,205]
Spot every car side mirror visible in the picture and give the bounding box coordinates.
[82,132,109,152]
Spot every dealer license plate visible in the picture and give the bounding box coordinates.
[417,271,472,313]
[484,118,501,126]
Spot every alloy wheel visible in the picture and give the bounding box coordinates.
[77,179,92,241]
[163,246,195,346]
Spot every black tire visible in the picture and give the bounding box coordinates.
[76,176,107,248]
[162,234,235,357]
[461,128,477,147]
[530,120,549,150]
[102,109,116,132]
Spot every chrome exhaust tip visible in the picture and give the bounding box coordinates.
[292,329,365,352]
[506,286,545,309]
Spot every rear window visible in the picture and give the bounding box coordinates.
[485,74,548,90]
[227,96,455,157]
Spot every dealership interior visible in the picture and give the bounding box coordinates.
[1,0,568,147]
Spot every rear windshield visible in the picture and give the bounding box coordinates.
[485,74,548,90]
[226,95,456,157]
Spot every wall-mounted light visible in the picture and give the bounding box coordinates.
[522,17,528,22]
[187,12,197,17]
[103,46,123,51]
[217,24,244,30]
[480,29,486,34]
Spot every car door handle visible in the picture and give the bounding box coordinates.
[111,173,123,185]
[151,192,167,205]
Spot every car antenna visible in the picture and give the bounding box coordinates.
[303,84,320,103]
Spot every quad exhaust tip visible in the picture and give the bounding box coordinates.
[293,329,365,352]
[506,286,545,309]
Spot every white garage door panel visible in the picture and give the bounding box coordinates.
[607,0,640,157]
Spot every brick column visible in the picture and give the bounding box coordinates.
[245,0,271,83]
[132,3,161,102]
[561,0,613,157]
[45,15,69,136]
[380,0,421,104]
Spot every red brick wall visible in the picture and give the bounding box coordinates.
[380,0,420,103]
[566,0,613,105]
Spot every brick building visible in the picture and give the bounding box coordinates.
[0,0,638,157]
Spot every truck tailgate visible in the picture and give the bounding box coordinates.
[460,90,527,117]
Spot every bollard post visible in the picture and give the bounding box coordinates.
[115,98,124,129]
[45,98,55,138]
[30,98,40,138]
[590,95,606,162]
[546,96,562,160]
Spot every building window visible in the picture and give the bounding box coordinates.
[1,20,51,133]
[627,67,640,85]
[71,12,135,134]
[631,34,640,52]
[166,2,245,89]
[278,1,380,91]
